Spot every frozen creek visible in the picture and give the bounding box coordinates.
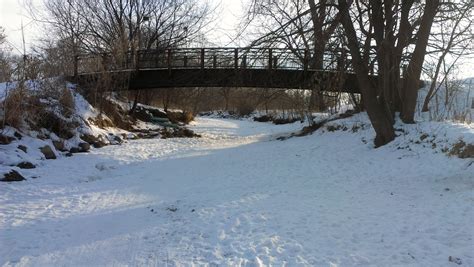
[1,117,472,266]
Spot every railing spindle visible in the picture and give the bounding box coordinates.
[268,49,273,70]
[234,49,238,69]
[201,48,205,69]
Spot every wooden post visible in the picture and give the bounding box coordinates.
[200,48,205,69]
[268,49,273,70]
[242,55,247,69]
[234,48,239,69]
[213,55,217,68]
[273,57,278,69]
[184,55,188,68]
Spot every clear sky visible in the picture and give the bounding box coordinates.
[0,0,244,51]
[1,0,473,78]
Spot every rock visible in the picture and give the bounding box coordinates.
[81,134,108,148]
[69,147,80,153]
[40,145,57,159]
[160,128,200,139]
[273,117,300,125]
[92,141,107,148]
[65,152,73,157]
[17,162,36,169]
[133,107,153,122]
[78,142,90,152]
[113,135,123,144]
[1,170,26,182]
[52,140,67,152]
[17,145,28,153]
[449,256,462,265]
[81,134,99,144]
[148,108,167,118]
[420,133,429,141]
[450,141,474,159]
[254,115,273,122]
[14,131,22,140]
[0,134,14,145]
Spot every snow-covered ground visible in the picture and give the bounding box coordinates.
[1,117,473,266]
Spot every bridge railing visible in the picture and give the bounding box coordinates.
[75,47,352,75]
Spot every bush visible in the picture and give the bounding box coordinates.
[59,87,75,117]
[2,87,26,128]
[167,111,194,124]
[235,101,255,116]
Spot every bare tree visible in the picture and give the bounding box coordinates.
[241,0,341,111]
[422,1,474,112]
[337,0,440,146]
[0,26,13,83]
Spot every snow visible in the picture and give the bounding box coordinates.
[0,116,472,266]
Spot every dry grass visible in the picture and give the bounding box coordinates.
[2,86,27,128]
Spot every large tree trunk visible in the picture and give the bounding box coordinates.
[307,0,332,112]
[338,0,395,147]
[401,0,440,123]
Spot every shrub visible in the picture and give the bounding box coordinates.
[59,87,75,117]
[235,101,255,116]
[2,87,26,128]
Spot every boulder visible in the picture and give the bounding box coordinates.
[78,142,90,152]
[450,141,474,159]
[69,147,80,153]
[40,145,57,159]
[14,131,22,140]
[81,134,99,144]
[148,108,168,118]
[160,128,200,139]
[92,141,107,148]
[17,145,28,153]
[1,170,26,182]
[253,115,273,122]
[113,135,123,144]
[0,134,14,145]
[52,140,67,152]
[17,162,36,169]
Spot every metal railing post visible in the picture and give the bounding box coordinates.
[167,49,172,70]
[234,48,239,69]
[304,50,309,71]
[200,48,205,69]
[73,55,78,77]
[268,48,273,70]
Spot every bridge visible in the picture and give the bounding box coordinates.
[70,47,368,93]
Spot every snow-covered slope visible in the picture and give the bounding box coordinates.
[1,116,472,266]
